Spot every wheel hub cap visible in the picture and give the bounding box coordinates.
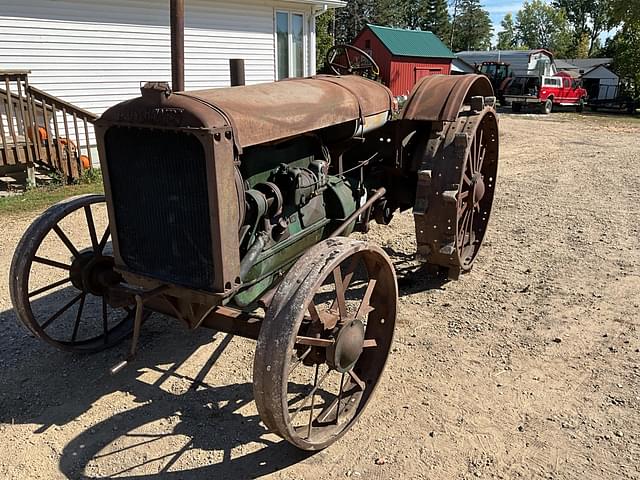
[327,319,365,373]
[70,253,121,296]
[471,173,485,205]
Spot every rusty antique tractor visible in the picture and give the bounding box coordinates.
[9,51,498,450]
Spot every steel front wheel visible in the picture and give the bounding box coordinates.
[9,194,136,353]
[253,238,397,450]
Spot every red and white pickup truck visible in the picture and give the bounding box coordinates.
[504,71,588,114]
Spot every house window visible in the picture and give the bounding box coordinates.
[276,11,305,80]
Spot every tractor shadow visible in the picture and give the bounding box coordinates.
[0,249,446,478]
[382,246,450,295]
[0,295,312,479]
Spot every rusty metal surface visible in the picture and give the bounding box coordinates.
[178,75,393,147]
[97,83,229,131]
[98,76,393,150]
[413,105,499,278]
[253,237,397,450]
[401,74,493,122]
[199,305,262,339]
[8,194,136,353]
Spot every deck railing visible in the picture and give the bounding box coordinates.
[0,70,98,182]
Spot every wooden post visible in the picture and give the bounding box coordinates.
[230,59,245,86]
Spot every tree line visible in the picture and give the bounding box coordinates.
[325,0,492,53]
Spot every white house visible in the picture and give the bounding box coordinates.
[0,0,344,117]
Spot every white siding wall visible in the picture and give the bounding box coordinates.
[0,0,321,162]
[0,0,318,116]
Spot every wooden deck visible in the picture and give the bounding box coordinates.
[0,70,98,182]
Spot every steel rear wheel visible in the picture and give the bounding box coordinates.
[253,238,397,450]
[9,194,136,353]
[414,106,499,279]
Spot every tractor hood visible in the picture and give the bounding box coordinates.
[98,75,395,149]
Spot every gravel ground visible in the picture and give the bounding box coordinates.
[0,112,639,479]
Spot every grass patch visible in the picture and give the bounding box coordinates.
[0,179,104,217]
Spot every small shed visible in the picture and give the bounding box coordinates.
[582,65,620,100]
[353,24,454,96]
[556,59,619,100]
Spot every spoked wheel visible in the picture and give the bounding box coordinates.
[325,44,380,78]
[253,238,397,450]
[414,104,499,279]
[9,194,136,353]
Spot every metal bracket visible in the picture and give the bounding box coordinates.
[413,170,432,215]
[109,285,170,375]
[470,95,485,112]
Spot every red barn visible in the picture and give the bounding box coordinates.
[353,24,455,97]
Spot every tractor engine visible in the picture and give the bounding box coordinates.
[235,135,361,306]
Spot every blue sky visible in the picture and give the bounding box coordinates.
[482,0,524,32]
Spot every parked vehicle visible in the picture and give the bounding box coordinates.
[476,61,513,104]
[504,72,587,114]
[458,49,556,77]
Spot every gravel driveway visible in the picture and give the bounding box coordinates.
[0,112,639,479]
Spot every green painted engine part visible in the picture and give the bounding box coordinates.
[232,174,358,307]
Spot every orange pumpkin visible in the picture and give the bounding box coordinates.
[26,126,48,145]
[80,155,91,170]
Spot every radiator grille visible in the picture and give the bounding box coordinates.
[105,127,214,290]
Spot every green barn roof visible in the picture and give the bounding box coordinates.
[366,24,455,59]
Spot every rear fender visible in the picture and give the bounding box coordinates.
[400,74,494,122]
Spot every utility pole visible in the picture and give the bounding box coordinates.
[449,0,459,50]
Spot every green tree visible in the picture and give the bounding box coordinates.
[402,0,425,29]
[334,0,404,43]
[451,0,493,51]
[421,0,451,41]
[553,0,609,57]
[574,31,590,58]
[316,10,335,69]
[373,0,406,28]
[608,0,640,24]
[606,21,640,98]
[335,0,375,43]
[515,0,572,56]
[497,13,517,49]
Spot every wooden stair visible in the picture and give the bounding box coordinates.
[1,70,98,183]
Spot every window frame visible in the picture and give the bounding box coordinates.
[274,9,307,80]
[543,77,561,88]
